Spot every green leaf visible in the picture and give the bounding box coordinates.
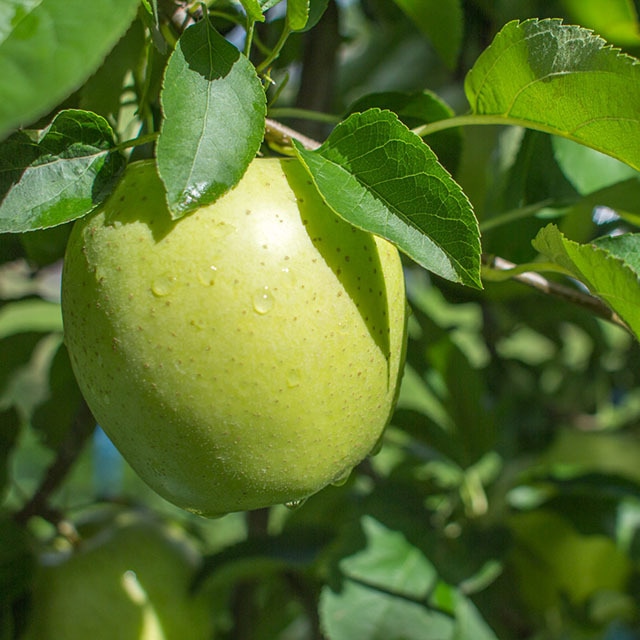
[287,0,310,31]
[239,0,266,22]
[532,224,640,339]
[157,17,266,218]
[552,137,639,196]
[561,0,640,46]
[286,0,327,32]
[345,91,462,172]
[0,0,139,141]
[320,517,454,640]
[593,233,640,274]
[509,510,631,610]
[0,300,62,339]
[0,110,125,233]
[293,109,481,288]
[31,343,83,449]
[320,516,498,640]
[392,0,463,69]
[465,19,640,171]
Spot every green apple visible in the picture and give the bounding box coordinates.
[61,157,407,516]
[22,515,213,640]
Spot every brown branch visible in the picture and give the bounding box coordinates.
[264,118,321,151]
[484,254,631,332]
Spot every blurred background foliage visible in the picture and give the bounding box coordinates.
[2,0,640,638]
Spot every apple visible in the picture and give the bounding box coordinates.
[22,515,213,640]
[61,157,407,516]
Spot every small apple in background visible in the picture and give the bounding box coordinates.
[22,514,213,640]
[61,157,407,516]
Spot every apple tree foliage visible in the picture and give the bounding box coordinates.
[2,0,640,638]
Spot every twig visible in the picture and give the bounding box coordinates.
[484,254,631,332]
[265,118,321,151]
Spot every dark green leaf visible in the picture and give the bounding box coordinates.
[320,516,453,640]
[392,0,463,68]
[465,19,640,171]
[533,224,640,339]
[346,91,462,172]
[0,408,20,495]
[293,109,481,288]
[0,0,139,140]
[157,17,266,218]
[0,110,125,233]
[0,515,34,607]
[31,343,83,449]
[593,233,640,275]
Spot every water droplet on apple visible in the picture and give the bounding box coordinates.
[151,274,175,297]
[197,265,217,286]
[210,220,235,238]
[286,368,302,388]
[252,287,274,314]
[284,498,307,510]
[368,433,385,456]
[331,468,351,486]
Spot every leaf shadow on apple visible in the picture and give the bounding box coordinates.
[281,158,393,365]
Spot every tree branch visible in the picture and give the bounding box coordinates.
[484,254,631,332]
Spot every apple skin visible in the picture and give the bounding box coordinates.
[22,515,213,640]
[61,157,407,516]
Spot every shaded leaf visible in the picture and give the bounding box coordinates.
[392,0,463,68]
[157,17,266,218]
[465,19,640,171]
[552,136,638,196]
[293,109,481,288]
[320,516,452,640]
[0,0,139,140]
[31,343,83,449]
[533,224,640,339]
[0,110,125,233]
[509,510,631,611]
[320,516,497,640]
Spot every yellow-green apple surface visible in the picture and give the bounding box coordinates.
[22,515,212,640]
[61,157,407,516]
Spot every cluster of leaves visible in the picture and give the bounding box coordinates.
[2,0,640,639]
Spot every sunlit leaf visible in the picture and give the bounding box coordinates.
[293,109,481,288]
[0,0,139,140]
[533,224,640,339]
[465,19,640,171]
[157,17,266,218]
[0,110,125,233]
[239,0,266,22]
